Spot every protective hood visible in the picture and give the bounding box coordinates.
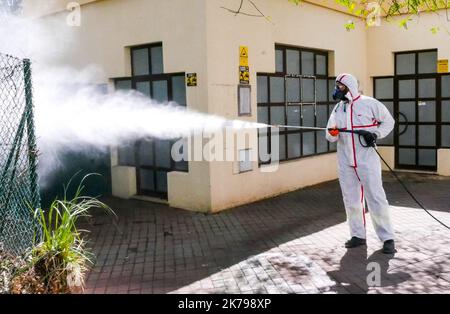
[336,73,360,101]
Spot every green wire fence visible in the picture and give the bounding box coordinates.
[0,53,41,255]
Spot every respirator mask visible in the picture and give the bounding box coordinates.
[332,84,349,102]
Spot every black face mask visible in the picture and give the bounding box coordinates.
[332,86,348,101]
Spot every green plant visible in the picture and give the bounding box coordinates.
[333,0,450,33]
[28,173,115,294]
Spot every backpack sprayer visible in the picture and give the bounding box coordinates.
[269,124,450,230]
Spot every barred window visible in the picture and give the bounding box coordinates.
[113,43,188,198]
[257,45,336,164]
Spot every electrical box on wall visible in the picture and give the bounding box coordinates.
[238,84,251,116]
[239,149,253,173]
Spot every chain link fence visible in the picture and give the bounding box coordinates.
[0,53,41,255]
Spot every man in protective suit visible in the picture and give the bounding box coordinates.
[326,73,396,254]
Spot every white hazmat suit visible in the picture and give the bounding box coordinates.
[326,73,395,243]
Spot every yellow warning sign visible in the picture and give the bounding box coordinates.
[438,59,448,73]
[240,57,249,67]
[240,46,249,67]
[186,73,197,87]
[240,46,248,58]
[239,66,250,84]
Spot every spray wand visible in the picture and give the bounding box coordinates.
[270,125,365,135]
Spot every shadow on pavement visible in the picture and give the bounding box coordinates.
[79,173,450,294]
[327,247,412,294]
[81,180,347,293]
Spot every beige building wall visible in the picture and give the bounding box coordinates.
[24,0,215,211]
[202,0,367,211]
[366,12,450,94]
[26,0,361,212]
[23,0,450,212]
[23,0,100,18]
[438,149,450,176]
[377,146,395,171]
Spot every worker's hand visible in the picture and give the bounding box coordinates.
[357,130,378,147]
[328,127,339,137]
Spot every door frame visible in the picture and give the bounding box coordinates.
[394,73,441,171]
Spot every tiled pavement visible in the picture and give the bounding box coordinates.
[81,172,450,294]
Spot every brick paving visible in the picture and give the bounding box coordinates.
[80,172,450,294]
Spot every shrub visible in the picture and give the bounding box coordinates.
[10,174,115,294]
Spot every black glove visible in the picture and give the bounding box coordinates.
[356,130,378,147]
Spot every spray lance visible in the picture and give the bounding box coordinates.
[271,125,363,136]
[267,124,450,230]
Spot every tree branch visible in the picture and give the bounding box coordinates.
[221,0,274,24]
[235,0,244,16]
[220,6,265,17]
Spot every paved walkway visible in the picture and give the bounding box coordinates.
[81,172,450,294]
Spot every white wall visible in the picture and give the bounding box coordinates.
[201,0,367,211]
[28,0,450,212]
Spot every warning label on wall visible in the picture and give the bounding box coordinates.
[239,66,250,84]
[186,73,197,87]
[438,59,448,73]
[240,46,248,58]
[240,46,249,67]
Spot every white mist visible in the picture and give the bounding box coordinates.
[0,13,266,186]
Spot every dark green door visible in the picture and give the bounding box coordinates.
[395,76,439,171]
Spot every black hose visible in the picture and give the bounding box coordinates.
[375,147,450,230]
[274,125,450,230]
[354,132,450,230]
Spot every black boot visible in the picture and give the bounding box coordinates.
[382,240,396,254]
[345,236,366,248]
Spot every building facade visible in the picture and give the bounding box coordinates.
[25,0,450,212]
